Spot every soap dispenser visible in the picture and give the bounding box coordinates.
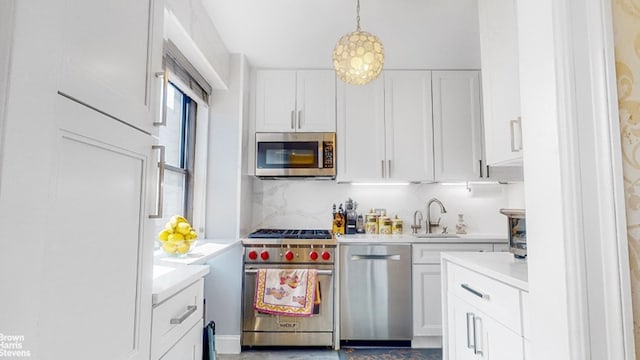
[456,213,467,234]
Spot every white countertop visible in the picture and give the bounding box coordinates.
[336,233,507,244]
[152,264,209,305]
[441,251,528,291]
[154,239,240,265]
[151,239,240,305]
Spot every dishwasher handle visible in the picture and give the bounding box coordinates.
[351,254,401,261]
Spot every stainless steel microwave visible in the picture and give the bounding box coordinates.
[255,132,336,179]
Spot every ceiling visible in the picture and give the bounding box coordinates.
[202,0,481,70]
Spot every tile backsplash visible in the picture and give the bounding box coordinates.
[250,180,524,235]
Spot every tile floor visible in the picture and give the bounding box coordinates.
[217,349,338,360]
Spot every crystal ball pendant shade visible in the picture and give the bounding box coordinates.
[333,30,384,85]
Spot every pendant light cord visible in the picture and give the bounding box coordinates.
[356,0,361,31]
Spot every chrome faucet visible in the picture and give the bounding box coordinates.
[426,198,447,233]
[411,210,424,234]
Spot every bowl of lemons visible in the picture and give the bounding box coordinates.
[157,215,198,257]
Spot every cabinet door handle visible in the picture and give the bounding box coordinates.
[479,160,483,178]
[291,110,295,129]
[486,165,490,178]
[466,312,475,350]
[297,110,302,129]
[170,305,197,325]
[149,145,165,219]
[510,117,523,152]
[473,316,484,356]
[388,160,392,178]
[381,160,385,178]
[461,283,490,300]
[153,70,168,127]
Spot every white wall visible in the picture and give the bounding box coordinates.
[203,55,251,350]
[251,181,520,235]
[207,54,250,239]
[164,0,230,88]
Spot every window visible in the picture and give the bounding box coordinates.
[160,81,196,222]
[152,41,211,239]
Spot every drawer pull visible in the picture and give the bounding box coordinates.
[170,305,197,325]
[461,283,489,300]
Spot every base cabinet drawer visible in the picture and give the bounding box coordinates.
[152,278,204,360]
[447,263,521,335]
[160,321,203,360]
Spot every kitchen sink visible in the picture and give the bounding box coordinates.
[413,233,460,239]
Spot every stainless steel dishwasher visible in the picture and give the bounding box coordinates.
[340,243,412,341]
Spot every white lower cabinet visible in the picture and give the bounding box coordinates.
[442,256,527,360]
[412,243,495,348]
[449,295,524,360]
[152,278,205,360]
[159,321,203,360]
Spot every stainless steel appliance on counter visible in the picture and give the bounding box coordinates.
[499,208,527,259]
[340,244,412,343]
[255,132,336,179]
[242,229,336,347]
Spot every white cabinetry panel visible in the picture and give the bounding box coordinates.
[57,0,163,133]
[413,264,444,337]
[336,77,386,181]
[255,70,335,132]
[159,321,203,360]
[412,243,494,347]
[385,71,434,181]
[297,70,336,132]
[337,71,434,182]
[255,70,297,132]
[432,71,483,181]
[478,0,523,166]
[38,96,154,360]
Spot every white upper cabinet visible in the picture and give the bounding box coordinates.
[478,0,523,166]
[336,77,386,181]
[255,70,336,132]
[384,71,435,182]
[432,71,484,181]
[56,0,164,134]
[337,71,434,183]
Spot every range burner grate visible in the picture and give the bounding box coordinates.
[248,229,333,240]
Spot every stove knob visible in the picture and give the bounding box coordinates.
[309,251,319,261]
[248,250,258,260]
[321,251,331,261]
[260,250,270,261]
[285,251,294,261]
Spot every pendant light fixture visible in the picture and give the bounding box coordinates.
[332,0,384,85]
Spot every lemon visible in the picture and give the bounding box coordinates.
[164,222,174,233]
[162,243,178,254]
[158,229,171,242]
[170,215,187,228]
[176,242,191,254]
[168,233,185,243]
[176,222,191,235]
[186,230,198,241]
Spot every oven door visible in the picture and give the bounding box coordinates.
[242,264,334,333]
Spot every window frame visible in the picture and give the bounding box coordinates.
[159,71,209,236]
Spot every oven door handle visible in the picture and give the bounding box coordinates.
[244,269,333,275]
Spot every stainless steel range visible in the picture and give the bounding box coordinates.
[242,229,336,348]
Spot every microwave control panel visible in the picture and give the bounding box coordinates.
[323,141,334,168]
